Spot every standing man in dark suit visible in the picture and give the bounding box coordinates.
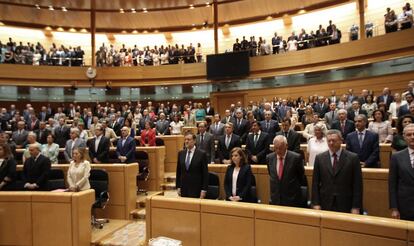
[217,123,241,164]
[347,100,368,121]
[376,87,394,109]
[231,109,250,144]
[176,132,209,198]
[398,93,414,117]
[34,121,50,145]
[54,117,70,148]
[23,144,51,191]
[245,121,270,164]
[221,110,233,124]
[260,111,280,140]
[205,102,215,116]
[346,114,380,167]
[276,118,301,154]
[12,121,28,148]
[89,125,110,164]
[324,102,339,129]
[267,135,305,207]
[196,122,215,163]
[312,130,363,214]
[389,123,414,220]
[116,127,136,163]
[331,109,355,141]
[313,96,329,118]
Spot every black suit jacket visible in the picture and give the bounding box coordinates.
[276,130,301,154]
[376,95,394,108]
[331,120,355,140]
[389,149,414,220]
[0,158,16,190]
[54,126,70,148]
[231,118,250,144]
[245,132,270,164]
[224,164,253,202]
[175,148,209,198]
[313,103,329,118]
[217,134,241,162]
[260,120,280,140]
[311,150,363,212]
[22,155,51,190]
[347,109,368,121]
[35,129,50,145]
[346,130,380,167]
[267,151,305,207]
[89,136,110,163]
[398,104,410,117]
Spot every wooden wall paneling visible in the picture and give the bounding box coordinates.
[159,135,185,172]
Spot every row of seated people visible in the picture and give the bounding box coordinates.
[0,38,84,66]
[95,43,203,67]
[384,3,413,33]
[175,128,414,221]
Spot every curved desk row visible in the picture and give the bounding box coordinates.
[15,163,138,220]
[209,164,390,218]
[0,190,94,246]
[146,196,414,246]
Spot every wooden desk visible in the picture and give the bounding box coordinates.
[147,196,413,246]
[16,163,138,220]
[158,135,184,172]
[0,190,94,246]
[137,146,165,191]
[182,126,198,135]
[209,164,391,218]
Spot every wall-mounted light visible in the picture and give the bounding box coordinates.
[48,5,54,10]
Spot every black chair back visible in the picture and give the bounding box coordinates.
[89,169,109,208]
[48,169,65,191]
[6,170,24,191]
[155,138,165,146]
[206,172,220,199]
[250,174,258,203]
[136,151,149,173]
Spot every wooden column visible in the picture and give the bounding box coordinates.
[358,0,366,39]
[90,0,96,67]
[213,0,219,54]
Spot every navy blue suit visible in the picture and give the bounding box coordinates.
[346,130,380,168]
[116,136,136,163]
[260,120,280,140]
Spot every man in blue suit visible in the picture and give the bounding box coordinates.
[116,126,136,163]
[346,114,380,167]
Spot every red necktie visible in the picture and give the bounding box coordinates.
[278,157,284,179]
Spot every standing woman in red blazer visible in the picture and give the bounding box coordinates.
[140,121,156,146]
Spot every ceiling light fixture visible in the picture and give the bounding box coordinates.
[44,26,52,30]
[132,30,138,34]
[69,28,76,32]
[0,21,4,26]
[131,8,136,13]
[189,4,194,9]
[35,4,41,9]
[142,8,148,13]
[48,6,54,10]
[119,8,124,13]
[80,28,88,33]
[57,27,64,31]
[62,7,67,12]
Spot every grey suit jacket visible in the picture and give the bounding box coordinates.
[389,149,414,220]
[64,138,86,163]
[12,130,28,146]
[196,132,215,163]
[209,122,225,140]
[324,110,339,129]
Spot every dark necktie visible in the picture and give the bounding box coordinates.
[332,152,338,171]
[254,133,259,146]
[185,150,192,170]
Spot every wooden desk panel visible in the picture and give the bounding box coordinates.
[138,146,165,191]
[158,135,184,173]
[0,202,32,245]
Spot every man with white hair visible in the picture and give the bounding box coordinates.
[23,144,51,190]
[64,128,86,163]
[331,109,355,141]
[302,113,328,140]
[267,135,305,207]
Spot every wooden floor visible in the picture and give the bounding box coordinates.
[91,219,131,245]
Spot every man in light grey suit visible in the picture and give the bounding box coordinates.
[209,114,225,140]
[64,128,86,163]
[324,102,339,129]
[155,113,170,136]
[12,121,29,148]
[389,123,414,221]
[267,135,305,207]
[312,129,362,214]
[196,122,215,163]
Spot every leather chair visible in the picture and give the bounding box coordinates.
[48,169,65,191]
[89,169,110,229]
[136,151,150,195]
[250,174,259,203]
[206,172,220,199]
[155,138,165,146]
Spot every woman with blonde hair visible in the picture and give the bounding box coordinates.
[67,147,91,192]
